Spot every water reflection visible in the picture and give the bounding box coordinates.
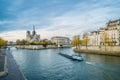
[12,48,120,80]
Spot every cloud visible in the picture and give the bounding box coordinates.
[0,30,26,41]
[47,6,119,32]
[0,0,120,41]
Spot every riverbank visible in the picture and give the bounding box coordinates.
[0,49,8,78]
[16,45,72,50]
[74,48,120,57]
[11,47,120,80]
[0,49,27,80]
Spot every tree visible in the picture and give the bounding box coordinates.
[21,39,26,45]
[16,39,21,45]
[9,41,14,46]
[72,35,81,49]
[102,31,109,51]
[82,33,89,49]
[0,37,5,48]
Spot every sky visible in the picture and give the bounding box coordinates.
[0,0,120,41]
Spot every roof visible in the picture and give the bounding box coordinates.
[51,36,70,39]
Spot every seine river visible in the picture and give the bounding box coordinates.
[11,47,120,80]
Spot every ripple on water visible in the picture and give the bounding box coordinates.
[11,48,120,80]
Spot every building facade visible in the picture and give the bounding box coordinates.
[89,31,100,46]
[106,19,120,45]
[86,19,120,46]
[26,26,40,43]
[51,36,71,46]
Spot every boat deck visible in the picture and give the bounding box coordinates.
[59,52,83,61]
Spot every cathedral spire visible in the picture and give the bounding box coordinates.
[32,25,36,35]
[33,25,35,31]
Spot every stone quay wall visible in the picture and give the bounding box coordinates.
[78,46,120,51]
[74,46,120,57]
[16,45,72,50]
[0,50,8,78]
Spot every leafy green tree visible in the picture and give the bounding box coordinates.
[0,37,5,48]
[21,39,27,45]
[82,33,89,49]
[72,35,81,49]
[9,41,14,46]
[16,39,21,45]
[103,31,109,51]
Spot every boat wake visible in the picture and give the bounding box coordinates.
[85,61,95,65]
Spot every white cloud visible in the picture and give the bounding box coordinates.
[0,30,26,41]
[0,1,120,41]
[47,6,117,33]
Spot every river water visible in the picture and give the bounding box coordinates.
[11,47,120,80]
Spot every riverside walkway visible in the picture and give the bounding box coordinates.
[0,50,8,78]
[0,50,27,80]
[0,56,4,72]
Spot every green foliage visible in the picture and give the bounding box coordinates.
[16,39,27,45]
[0,37,5,48]
[16,39,21,45]
[82,34,89,49]
[30,42,36,45]
[103,31,109,45]
[82,36,89,46]
[27,41,55,45]
[103,32,116,46]
[81,33,89,49]
[72,36,81,48]
[102,31,109,51]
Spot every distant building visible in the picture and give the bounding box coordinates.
[51,36,71,46]
[88,28,107,46]
[99,28,106,46]
[85,19,120,46]
[26,26,40,43]
[105,19,120,45]
[82,33,91,46]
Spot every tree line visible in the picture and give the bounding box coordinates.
[71,32,117,51]
[0,37,6,48]
[71,35,89,49]
[16,39,56,45]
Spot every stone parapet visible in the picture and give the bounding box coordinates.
[74,46,120,57]
[0,53,8,78]
[78,46,120,51]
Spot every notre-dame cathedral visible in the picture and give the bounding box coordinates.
[26,26,40,43]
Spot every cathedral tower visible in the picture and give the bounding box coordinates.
[32,25,36,35]
[26,31,30,41]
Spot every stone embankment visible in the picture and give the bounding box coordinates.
[0,49,27,80]
[16,45,72,50]
[0,50,8,78]
[74,46,120,57]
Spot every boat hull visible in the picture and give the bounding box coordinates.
[59,53,83,61]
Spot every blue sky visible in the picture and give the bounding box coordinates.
[0,0,120,41]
